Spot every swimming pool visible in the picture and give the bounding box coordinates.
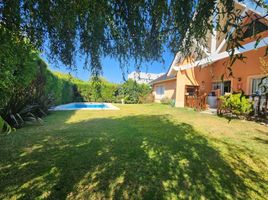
[52,102,119,111]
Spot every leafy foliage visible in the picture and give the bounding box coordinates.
[139,93,155,104]
[0,116,12,134]
[0,55,51,128]
[0,28,51,129]
[1,0,266,76]
[220,93,253,116]
[1,55,152,130]
[160,97,175,106]
[0,30,66,129]
[0,28,37,109]
[118,80,151,104]
[98,79,120,103]
[0,20,154,131]
[45,71,75,105]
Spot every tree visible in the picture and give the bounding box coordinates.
[1,0,267,77]
[119,80,151,104]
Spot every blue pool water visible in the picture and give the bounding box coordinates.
[63,103,107,109]
[52,103,112,110]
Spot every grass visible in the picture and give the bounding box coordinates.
[0,104,268,200]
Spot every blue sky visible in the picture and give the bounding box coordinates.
[41,0,267,83]
[41,49,174,83]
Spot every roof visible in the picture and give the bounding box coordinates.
[149,73,176,85]
[167,52,182,76]
[168,1,268,73]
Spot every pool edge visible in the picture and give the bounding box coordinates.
[50,102,120,111]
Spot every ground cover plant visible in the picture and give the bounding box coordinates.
[219,93,253,117]
[0,104,267,199]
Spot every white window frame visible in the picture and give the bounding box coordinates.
[212,80,232,95]
[250,76,268,95]
[156,85,165,99]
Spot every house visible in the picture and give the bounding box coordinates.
[150,73,177,103]
[151,1,268,109]
[128,71,164,84]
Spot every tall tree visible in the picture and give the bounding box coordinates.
[0,0,267,76]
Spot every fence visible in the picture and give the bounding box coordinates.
[185,94,207,111]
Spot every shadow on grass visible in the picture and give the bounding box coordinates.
[0,113,265,199]
[253,137,268,144]
[256,129,268,136]
[216,140,268,198]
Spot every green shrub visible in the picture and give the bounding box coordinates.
[0,116,12,134]
[160,97,174,105]
[220,93,253,116]
[45,71,76,105]
[74,82,91,101]
[139,93,154,104]
[0,32,154,130]
[0,55,51,128]
[0,27,39,109]
[118,80,151,104]
[101,82,119,103]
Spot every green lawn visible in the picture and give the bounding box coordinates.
[0,104,268,200]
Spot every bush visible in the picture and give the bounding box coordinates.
[100,81,119,103]
[0,27,39,109]
[0,116,12,134]
[0,55,51,128]
[118,80,140,104]
[220,93,253,116]
[73,82,91,102]
[0,33,154,130]
[118,80,151,104]
[139,93,154,104]
[160,97,175,106]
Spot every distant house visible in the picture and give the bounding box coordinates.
[128,71,164,84]
[151,1,268,109]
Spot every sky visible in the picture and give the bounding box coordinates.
[41,0,267,83]
[41,49,174,84]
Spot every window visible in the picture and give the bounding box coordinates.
[156,86,165,97]
[212,82,221,90]
[185,86,198,96]
[251,77,268,95]
[223,81,231,94]
[212,81,231,95]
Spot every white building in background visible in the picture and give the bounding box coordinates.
[128,71,165,84]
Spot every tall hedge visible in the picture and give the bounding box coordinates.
[45,71,75,105]
[0,28,38,109]
[1,39,152,129]
[0,27,151,130]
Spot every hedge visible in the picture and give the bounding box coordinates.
[0,48,152,129]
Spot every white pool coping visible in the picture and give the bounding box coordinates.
[50,102,120,111]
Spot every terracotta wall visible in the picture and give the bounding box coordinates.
[175,46,268,107]
[152,79,176,102]
[175,57,206,107]
[210,46,267,94]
